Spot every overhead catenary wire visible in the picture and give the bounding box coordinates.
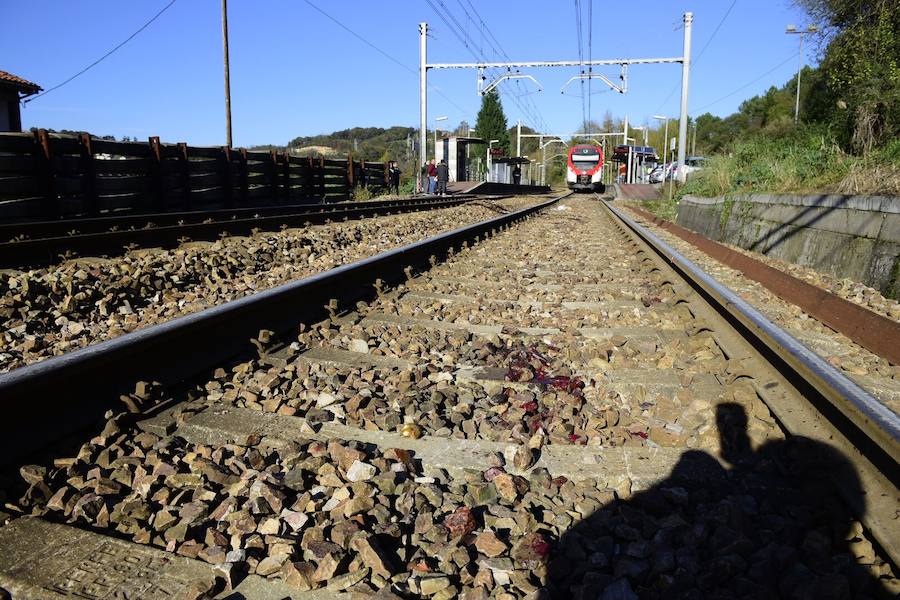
[25,0,178,103]
[457,0,549,132]
[587,0,593,132]
[692,52,799,113]
[424,0,548,133]
[574,0,587,130]
[653,0,738,114]
[433,0,549,131]
[303,0,470,117]
[450,0,549,132]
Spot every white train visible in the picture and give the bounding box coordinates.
[566,144,605,192]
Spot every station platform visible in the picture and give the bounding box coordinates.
[447,181,551,195]
[615,183,661,200]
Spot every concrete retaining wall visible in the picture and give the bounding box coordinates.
[676,194,900,298]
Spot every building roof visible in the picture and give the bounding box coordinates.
[492,157,531,164]
[0,70,42,95]
[440,136,485,143]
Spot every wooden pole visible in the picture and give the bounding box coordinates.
[221,0,233,148]
[78,133,98,217]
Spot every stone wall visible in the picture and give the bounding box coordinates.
[676,194,900,298]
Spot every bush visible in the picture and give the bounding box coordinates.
[674,125,900,198]
[351,185,374,201]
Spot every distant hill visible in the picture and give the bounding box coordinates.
[248,122,546,165]
[250,126,417,162]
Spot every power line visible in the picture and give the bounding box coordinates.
[587,0,593,131]
[25,0,178,103]
[433,0,547,131]
[425,0,547,132]
[694,0,737,64]
[574,0,587,130]
[456,0,549,131]
[692,52,798,113]
[653,0,738,114]
[304,0,469,116]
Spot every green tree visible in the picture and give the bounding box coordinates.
[475,91,510,156]
[796,0,900,151]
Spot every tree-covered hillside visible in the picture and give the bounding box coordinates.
[678,0,900,197]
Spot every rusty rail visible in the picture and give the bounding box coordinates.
[625,205,900,366]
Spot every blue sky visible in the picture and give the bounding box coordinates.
[3,1,814,147]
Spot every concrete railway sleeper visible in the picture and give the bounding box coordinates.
[0,196,897,598]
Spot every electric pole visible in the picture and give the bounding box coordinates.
[676,12,692,183]
[419,23,428,181]
[222,0,233,147]
[785,25,818,123]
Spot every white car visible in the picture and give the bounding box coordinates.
[672,157,706,180]
[650,163,674,183]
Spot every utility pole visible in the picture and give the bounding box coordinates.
[786,25,817,123]
[653,114,669,182]
[626,147,633,185]
[676,12,692,183]
[221,0,233,148]
[623,115,629,184]
[691,121,697,156]
[434,115,448,162]
[419,23,428,187]
[516,120,522,157]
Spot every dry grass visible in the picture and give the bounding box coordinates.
[836,160,900,195]
[680,130,900,198]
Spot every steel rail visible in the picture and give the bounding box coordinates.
[0,196,483,239]
[0,196,485,269]
[603,199,900,562]
[0,194,566,467]
[605,202,900,459]
[625,205,900,366]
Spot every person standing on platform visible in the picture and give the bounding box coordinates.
[427,159,437,194]
[436,159,449,196]
[389,162,401,195]
[512,163,522,185]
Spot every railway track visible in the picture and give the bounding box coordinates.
[0,195,896,598]
[0,195,487,269]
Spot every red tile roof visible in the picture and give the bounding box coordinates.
[0,70,42,94]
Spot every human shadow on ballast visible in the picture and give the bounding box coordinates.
[542,403,893,599]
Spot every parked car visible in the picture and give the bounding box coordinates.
[650,162,676,183]
[679,156,706,178]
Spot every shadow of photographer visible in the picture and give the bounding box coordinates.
[543,402,892,599]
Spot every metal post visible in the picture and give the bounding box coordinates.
[626,147,633,185]
[668,142,675,199]
[434,115,447,164]
[419,23,428,186]
[794,32,803,123]
[677,12,692,183]
[691,121,697,156]
[540,135,545,185]
[516,120,521,157]
[221,0,233,148]
[663,118,669,179]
